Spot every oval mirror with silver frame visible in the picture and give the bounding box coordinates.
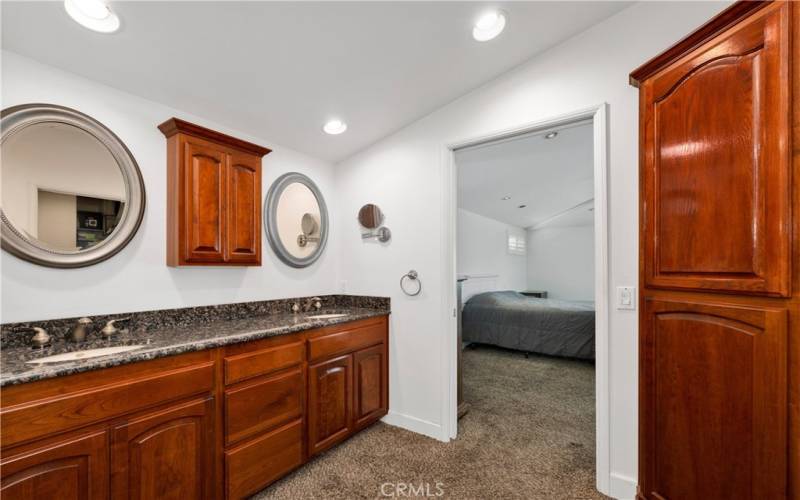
[264,172,328,268]
[1,104,146,268]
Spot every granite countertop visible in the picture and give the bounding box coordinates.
[1,307,389,388]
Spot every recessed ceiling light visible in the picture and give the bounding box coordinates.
[64,0,120,33]
[473,10,506,42]
[518,204,527,209]
[544,131,558,140]
[501,196,511,201]
[323,119,347,135]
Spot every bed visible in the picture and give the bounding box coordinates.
[462,290,595,360]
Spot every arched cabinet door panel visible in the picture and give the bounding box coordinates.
[0,431,108,500]
[184,141,227,263]
[639,298,787,499]
[308,354,352,456]
[226,153,261,264]
[110,397,214,500]
[640,2,790,296]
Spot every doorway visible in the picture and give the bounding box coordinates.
[441,104,610,494]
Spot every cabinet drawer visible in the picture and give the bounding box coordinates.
[224,340,304,385]
[1,361,214,448]
[224,368,304,446]
[308,323,385,362]
[225,419,303,499]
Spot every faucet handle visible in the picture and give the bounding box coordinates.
[21,327,51,347]
[101,317,130,338]
[291,303,301,314]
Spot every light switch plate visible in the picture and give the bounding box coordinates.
[616,286,636,310]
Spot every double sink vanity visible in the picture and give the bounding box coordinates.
[0,296,390,499]
[0,102,396,498]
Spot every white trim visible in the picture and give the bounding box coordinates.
[440,103,612,496]
[610,472,638,500]
[381,411,444,441]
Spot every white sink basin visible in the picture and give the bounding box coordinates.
[26,345,145,365]
[306,313,349,320]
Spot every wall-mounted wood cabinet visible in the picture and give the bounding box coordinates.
[159,118,271,266]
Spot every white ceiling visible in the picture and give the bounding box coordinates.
[1,1,630,162]
[456,122,593,229]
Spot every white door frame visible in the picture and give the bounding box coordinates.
[439,103,610,495]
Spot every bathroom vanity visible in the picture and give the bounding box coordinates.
[0,298,389,499]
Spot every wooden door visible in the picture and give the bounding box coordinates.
[110,397,214,500]
[353,344,387,430]
[640,298,787,499]
[639,2,790,296]
[308,354,352,456]
[184,141,226,263]
[226,152,261,264]
[0,431,108,500]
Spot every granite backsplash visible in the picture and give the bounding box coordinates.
[1,295,389,349]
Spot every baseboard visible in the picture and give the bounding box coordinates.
[609,472,637,500]
[381,411,444,441]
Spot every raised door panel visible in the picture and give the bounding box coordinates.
[110,397,213,500]
[639,298,787,500]
[184,141,226,263]
[226,153,261,264]
[353,344,387,430]
[0,431,108,500]
[641,2,790,296]
[308,354,352,456]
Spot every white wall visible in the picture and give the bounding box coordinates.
[527,224,594,301]
[457,209,526,291]
[1,51,340,323]
[334,2,729,497]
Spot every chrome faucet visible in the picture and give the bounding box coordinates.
[302,297,322,312]
[100,318,130,338]
[67,317,93,343]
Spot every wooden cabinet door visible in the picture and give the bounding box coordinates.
[308,354,352,456]
[183,141,226,263]
[640,2,790,296]
[640,298,787,499]
[353,344,387,430]
[110,397,214,500]
[226,152,261,264]
[0,431,108,500]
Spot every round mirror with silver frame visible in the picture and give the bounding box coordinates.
[1,104,146,268]
[264,172,328,268]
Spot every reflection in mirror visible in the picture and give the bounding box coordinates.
[358,203,384,229]
[265,172,328,268]
[2,123,126,251]
[1,104,145,268]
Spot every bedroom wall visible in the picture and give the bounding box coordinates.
[334,2,730,497]
[1,51,340,323]
[527,224,594,301]
[457,209,526,292]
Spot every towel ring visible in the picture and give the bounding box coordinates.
[400,270,422,296]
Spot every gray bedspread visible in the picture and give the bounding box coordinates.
[462,291,595,360]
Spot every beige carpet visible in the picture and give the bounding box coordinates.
[252,345,604,499]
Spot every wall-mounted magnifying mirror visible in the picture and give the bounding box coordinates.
[358,203,391,243]
[358,203,384,229]
[264,172,328,268]
[1,104,145,268]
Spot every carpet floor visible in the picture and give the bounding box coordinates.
[252,345,603,499]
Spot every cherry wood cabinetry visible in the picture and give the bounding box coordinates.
[0,431,108,500]
[159,118,270,266]
[0,315,389,499]
[308,355,353,455]
[631,2,798,499]
[111,398,214,500]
